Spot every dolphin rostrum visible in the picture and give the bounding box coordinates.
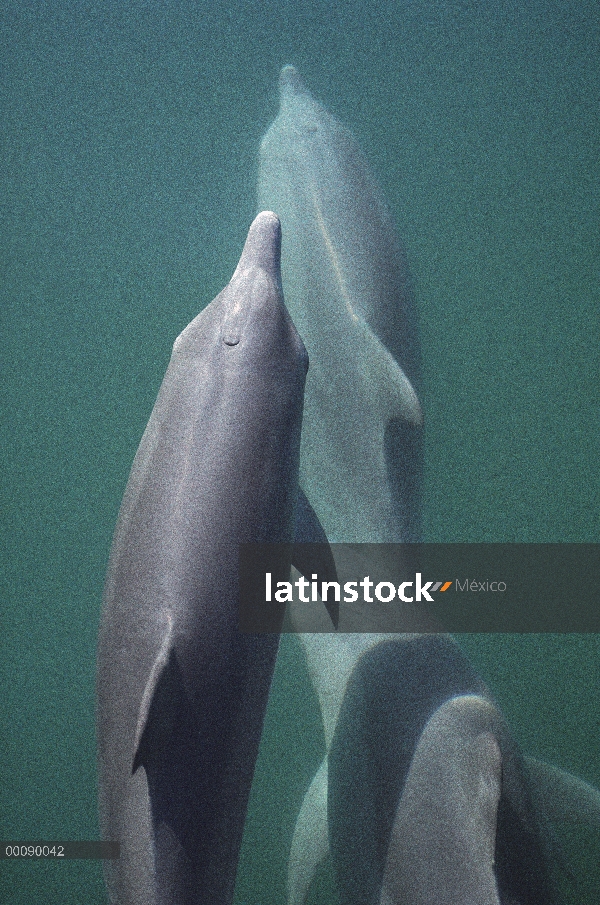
[97,211,310,905]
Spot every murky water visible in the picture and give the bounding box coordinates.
[1,1,598,902]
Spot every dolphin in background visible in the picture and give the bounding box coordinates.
[258,64,423,546]
[258,65,425,904]
[379,694,507,905]
[328,636,559,905]
[376,689,584,905]
[97,212,311,905]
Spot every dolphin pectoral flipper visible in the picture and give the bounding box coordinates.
[353,317,422,427]
[525,756,600,828]
[294,488,329,545]
[133,645,183,776]
[292,488,339,628]
[288,757,330,905]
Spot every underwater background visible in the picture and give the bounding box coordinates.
[1,0,598,903]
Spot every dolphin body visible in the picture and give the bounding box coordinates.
[328,636,559,905]
[258,66,425,904]
[97,212,310,905]
[258,64,423,546]
[379,694,507,905]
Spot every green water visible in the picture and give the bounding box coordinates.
[1,1,598,903]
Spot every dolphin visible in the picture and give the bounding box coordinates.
[97,211,313,905]
[379,693,519,905]
[258,64,423,546]
[379,694,600,905]
[328,635,560,905]
[258,65,425,903]
[379,694,505,905]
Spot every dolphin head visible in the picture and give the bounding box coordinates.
[276,65,327,129]
[173,211,308,386]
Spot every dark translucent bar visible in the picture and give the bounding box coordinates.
[240,543,600,632]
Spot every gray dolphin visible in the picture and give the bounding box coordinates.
[380,693,600,905]
[328,636,560,905]
[379,694,508,905]
[258,64,423,546]
[258,66,424,904]
[97,211,309,905]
